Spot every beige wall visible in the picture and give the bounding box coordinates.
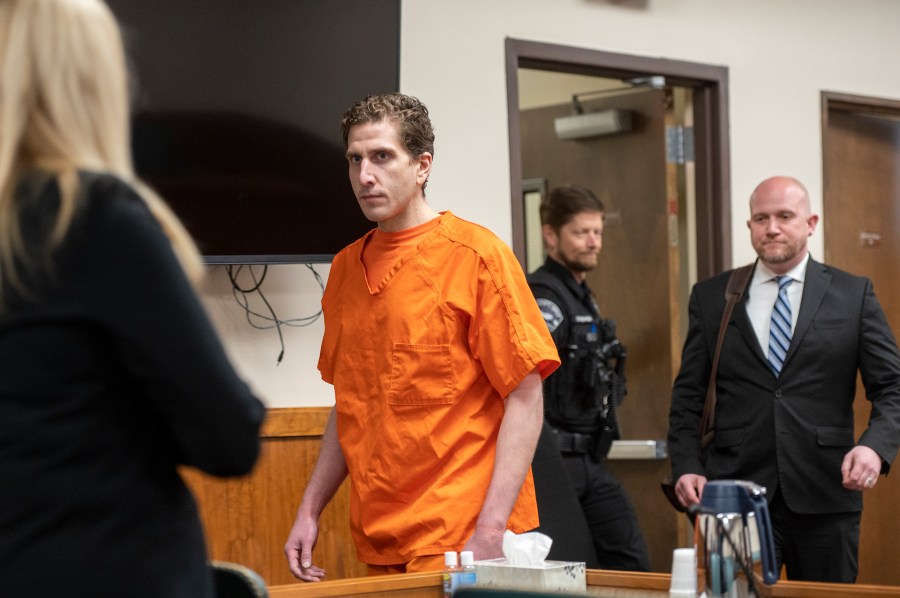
[201,0,900,408]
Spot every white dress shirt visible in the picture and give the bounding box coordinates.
[745,253,809,354]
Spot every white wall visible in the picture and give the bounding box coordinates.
[201,0,900,408]
[200,263,331,407]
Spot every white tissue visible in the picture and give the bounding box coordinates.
[501,530,553,566]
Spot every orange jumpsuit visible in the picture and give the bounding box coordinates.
[318,212,560,565]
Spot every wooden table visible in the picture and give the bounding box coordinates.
[268,569,900,597]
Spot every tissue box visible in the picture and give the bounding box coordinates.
[473,558,586,593]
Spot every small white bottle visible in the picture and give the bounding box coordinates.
[442,550,460,598]
[458,550,477,591]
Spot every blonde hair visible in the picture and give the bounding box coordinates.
[0,0,203,305]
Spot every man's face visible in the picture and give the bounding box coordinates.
[345,120,432,232]
[544,210,604,280]
[747,178,818,274]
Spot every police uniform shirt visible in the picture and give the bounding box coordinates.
[528,257,605,433]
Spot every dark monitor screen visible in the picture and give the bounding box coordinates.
[107,0,400,263]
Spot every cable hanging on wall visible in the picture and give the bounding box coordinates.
[226,264,324,365]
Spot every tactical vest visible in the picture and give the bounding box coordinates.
[528,266,617,435]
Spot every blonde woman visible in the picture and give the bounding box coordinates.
[0,0,265,596]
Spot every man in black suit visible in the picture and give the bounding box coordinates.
[668,175,900,583]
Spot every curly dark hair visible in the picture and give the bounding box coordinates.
[340,93,435,159]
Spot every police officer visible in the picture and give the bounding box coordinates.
[528,185,650,571]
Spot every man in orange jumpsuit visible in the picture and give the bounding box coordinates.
[284,93,560,580]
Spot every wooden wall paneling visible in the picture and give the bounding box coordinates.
[185,403,900,588]
[181,407,367,587]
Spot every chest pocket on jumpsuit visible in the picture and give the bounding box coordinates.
[388,343,455,405]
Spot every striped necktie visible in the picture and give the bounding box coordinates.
[768,276,793,376]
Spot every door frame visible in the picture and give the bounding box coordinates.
[822,90,900,120]
[505,38,732,280]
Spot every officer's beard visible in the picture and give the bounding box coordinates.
[560,252,598,274]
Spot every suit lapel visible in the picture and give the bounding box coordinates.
[783,257,831,371]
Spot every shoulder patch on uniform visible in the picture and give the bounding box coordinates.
[536,298,564,333]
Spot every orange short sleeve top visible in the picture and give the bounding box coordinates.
[318,212,559,564]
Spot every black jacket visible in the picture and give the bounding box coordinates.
[668,258,900,514]
[0,172,265,597]
[529,257,612,434]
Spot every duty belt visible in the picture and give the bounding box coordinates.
[552,429,593,454]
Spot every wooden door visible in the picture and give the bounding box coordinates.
[822,93,900,586]
[520,87,681,571]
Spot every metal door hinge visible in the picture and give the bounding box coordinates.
[666,125,694,164]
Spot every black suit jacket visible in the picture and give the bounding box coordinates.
[668,257,900,514]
